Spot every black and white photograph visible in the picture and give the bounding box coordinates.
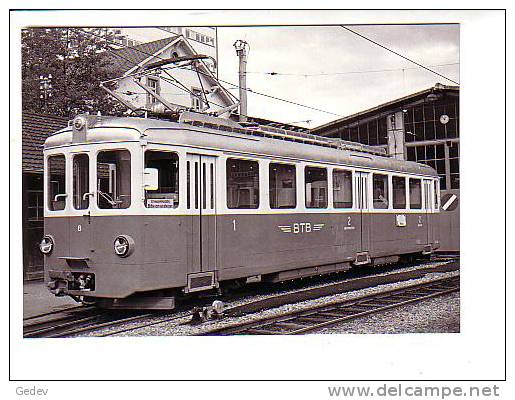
[7,7,508,398]
[20,22,462,337]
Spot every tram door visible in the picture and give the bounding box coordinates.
[354,171,371,255]
[186,154,217,275]
[69,152,92,258]
[423,179,434,245]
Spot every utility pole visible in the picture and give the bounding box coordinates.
[233,40,249,122]
[39,74,53,113]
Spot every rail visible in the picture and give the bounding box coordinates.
[200,276,459,335]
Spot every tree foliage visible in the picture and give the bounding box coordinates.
[21,28,123,117]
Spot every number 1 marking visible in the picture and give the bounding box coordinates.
[232,219,236,231]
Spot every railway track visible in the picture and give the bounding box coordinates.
[23,257,459,338]
[222,257,459,317]
[23,306,153,338]
[200,275,460,335]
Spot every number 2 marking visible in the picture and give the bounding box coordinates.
[347,216,352,226]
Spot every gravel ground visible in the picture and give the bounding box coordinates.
[106,269,459,337]
[315,291,460,334]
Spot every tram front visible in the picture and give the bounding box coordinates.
[40,115,171,309]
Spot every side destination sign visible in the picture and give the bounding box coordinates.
[147,198,175,208]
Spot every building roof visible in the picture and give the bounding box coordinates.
[311,84,459,135]
[22,112,69,172]
[109,36,179,75]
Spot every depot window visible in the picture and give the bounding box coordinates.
[226,158,259,209]
[73,153,90,210]
[392,176,407,209]
[409,178,422,209]
[47,154,66,211]
[305,166,327,208]
[145,151,179,209]
[97,150,131,209]
[269,163,296,209]
[333,169,352,208]
[372,174,389,209]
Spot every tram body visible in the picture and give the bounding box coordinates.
[42,115,440,309]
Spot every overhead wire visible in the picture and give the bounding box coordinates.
[171,64,344,117]
[340,26,460,86]
[245,62,460,77]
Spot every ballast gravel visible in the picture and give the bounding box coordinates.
[107,268,459,337]
[315,291,460,334]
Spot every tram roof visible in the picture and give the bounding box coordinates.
[45,115,437,177]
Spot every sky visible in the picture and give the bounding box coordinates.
[121,25,459,129]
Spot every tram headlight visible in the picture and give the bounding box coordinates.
[39,235,54,255]
[113,235,134,257]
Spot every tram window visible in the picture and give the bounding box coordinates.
[202,163,207,209]
[392,176,407,209]
[226,158,259,209]
[305,166,327,208]
[73,154,89,210]
[333,169,352,208]
[97,150,131,209]
[434,180,439,210]
[144,151,179,209]
[409,178,422,209]
[269,163,296,209]
[372,174,389,209]
[47,154,66,211]
[186,161,190,209]
[210,163,214,209]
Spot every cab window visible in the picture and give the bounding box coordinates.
[47,154,66,211]
[97,150,131,209]
[144,151,179,208]
[73,154,89,210]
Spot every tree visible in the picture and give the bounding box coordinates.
[21,28,123,117]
